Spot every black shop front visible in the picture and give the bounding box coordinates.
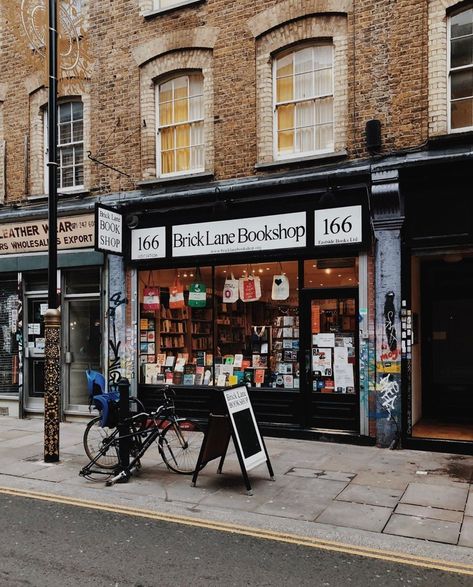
[125,189,373,441]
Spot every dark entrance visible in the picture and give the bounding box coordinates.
[301,288,359,432]
[419,257,473,437]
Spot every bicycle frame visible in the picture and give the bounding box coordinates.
[79,410,185,484]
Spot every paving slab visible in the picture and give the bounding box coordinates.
[336,484,403,508]
[459,516,473,548]
[351,471,412,491]
[401,482,469,511]
[465,490,473,517]
[394,503,463,523]
[314,500,393,532]
[384,513,461,545]
[286,467,356,483]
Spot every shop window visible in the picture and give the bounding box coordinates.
[139,267,213,385]
[138,261,300,390]
[304,258,358,288]
[0,276,19,394]
[156,73,204,176]
[274,44,334,159]
[64,267,101,295]
[449,7,473,131]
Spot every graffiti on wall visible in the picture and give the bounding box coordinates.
[378,373,399,418]
[107,291,127,386]
[384,291,397,351]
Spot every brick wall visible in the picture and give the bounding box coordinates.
[0,0,435,201]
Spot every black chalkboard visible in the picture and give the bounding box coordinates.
[192,385,274,495]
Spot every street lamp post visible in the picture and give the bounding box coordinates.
[44,0,60,463]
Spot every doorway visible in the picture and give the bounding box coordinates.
[63,298,101,410]
[301,288,359,432]
[62,267,102,412]
[413,255,473,441]
[24,295,48,411]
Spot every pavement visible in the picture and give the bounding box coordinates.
[0,415,472,569]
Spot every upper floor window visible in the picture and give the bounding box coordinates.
[44,101,84,191]
[153,0,190,11]
[449,7,473,131]
[156,73,204,176]
[274,45,334,159]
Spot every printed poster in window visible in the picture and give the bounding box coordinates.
[334,362,355,393]
[312,347,332,376]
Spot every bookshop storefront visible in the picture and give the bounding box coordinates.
[128,194,372,439]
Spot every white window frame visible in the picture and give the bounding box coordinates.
[272,44,335,161]
[155,73,205,178]
[152,0,197,12]
[448,7,473,134]
[44,100,85,194]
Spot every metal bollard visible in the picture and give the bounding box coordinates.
[117,377,130,479]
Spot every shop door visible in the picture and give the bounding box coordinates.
[64,298,102,410]
[301,289,359,432]
[24,296,48,411]
[420,259,473,426]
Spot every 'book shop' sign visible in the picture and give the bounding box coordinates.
[172,212,306,257]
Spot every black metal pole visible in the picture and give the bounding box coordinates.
[118,378,131,479]
[48,0,58,307]
[44,0,60,463]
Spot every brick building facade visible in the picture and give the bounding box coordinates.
[0,0,472,453]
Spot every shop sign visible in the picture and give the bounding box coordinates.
[223,385,267,471]
[172,212,306,257]
[131,226,166,260]
[314,205,362,246]
[0,214,95,255]
[95,204,123,255]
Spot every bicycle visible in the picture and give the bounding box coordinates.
[80,386,204,485]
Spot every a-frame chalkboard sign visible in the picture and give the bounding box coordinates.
[191,385,274,495]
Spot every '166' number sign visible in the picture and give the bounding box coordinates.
[131,227,166,260]
[314,206,362,246]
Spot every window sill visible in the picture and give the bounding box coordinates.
[143,0,205,19]
[137,171,214,188]
[428,130,473,150]
[255,150,348,171]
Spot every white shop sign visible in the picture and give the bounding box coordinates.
[96,205,123,255]
[172,212,306,257]
[314,206,362,246]
[131,226,166,260]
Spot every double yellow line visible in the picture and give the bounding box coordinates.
[1,485,472,576]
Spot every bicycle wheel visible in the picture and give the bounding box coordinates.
[159,418,204,474]
[83,416,119,469]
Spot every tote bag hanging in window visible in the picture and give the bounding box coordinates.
[239,275,262,302]
[143,286,160,311]
[169,278,185,309]
[223,272,239,303]
[188,269,207,308]
[271,275,289,301]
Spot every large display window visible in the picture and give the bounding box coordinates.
[138,261,300,390]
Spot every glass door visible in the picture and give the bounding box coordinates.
[24,296,48,410]
[302,288,359,432]
[64,298,102,410]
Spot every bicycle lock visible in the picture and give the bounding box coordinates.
[117,377,131,481]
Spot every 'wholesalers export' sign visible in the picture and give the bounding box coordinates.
[172,212,306,257]
[0,214,95,255]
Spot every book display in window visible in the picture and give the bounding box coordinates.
[272,313,300,389]
[190,307,213,351]
[216,301,246,349]
[311,298,356,394]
